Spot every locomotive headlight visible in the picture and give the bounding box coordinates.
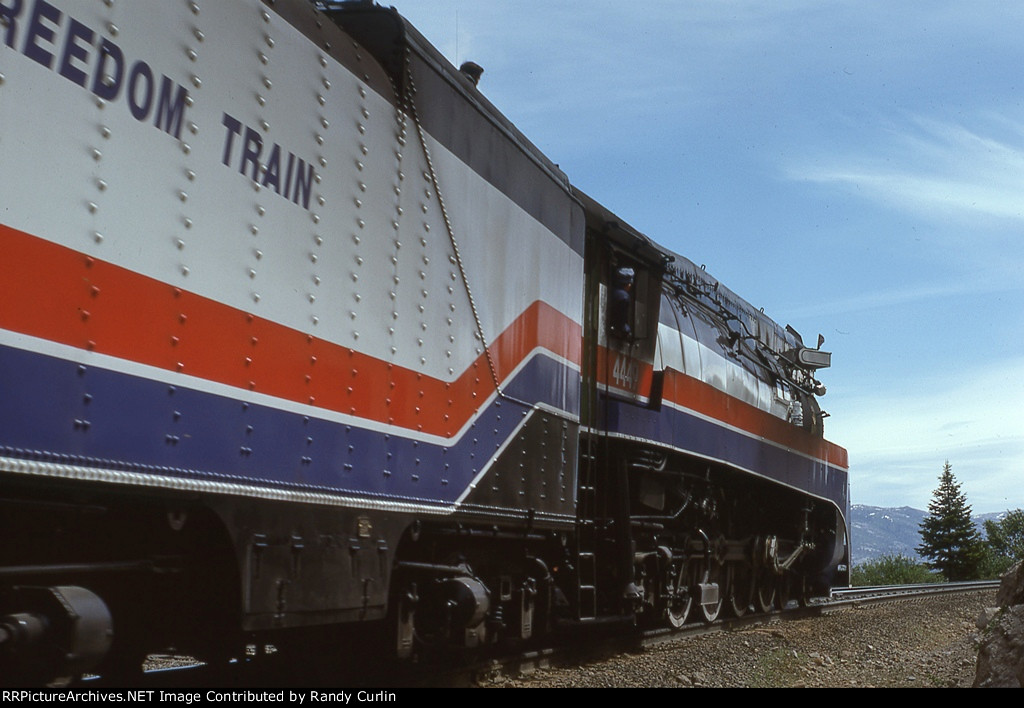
[797,347,832,369]
[782,347,832,370]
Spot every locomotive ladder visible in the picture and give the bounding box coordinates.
[575,448,599,620]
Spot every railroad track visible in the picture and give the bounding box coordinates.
[79,581,1000,688]
[827,580,999,606]
[469,582,1001,685]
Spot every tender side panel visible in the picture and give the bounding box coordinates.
[0,0,583,524]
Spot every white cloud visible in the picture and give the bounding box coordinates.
[828,356,1024,512]
[783,273,1024,320]
[790,115,1024,224]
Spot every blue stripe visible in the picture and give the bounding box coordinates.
[0,342,845,514]
[0,343,578,507]
[602,399,849,511]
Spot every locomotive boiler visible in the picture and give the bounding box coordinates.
[0,0,848,683]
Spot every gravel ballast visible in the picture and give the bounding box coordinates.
[492,591,996,688]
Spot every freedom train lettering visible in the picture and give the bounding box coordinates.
[0,0,189,139]
[0,0,319,213]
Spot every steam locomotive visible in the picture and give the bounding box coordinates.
[0,0,848,683]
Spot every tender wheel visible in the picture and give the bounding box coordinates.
[726,562,753,617]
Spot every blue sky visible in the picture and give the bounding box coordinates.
[386,1,1024,514]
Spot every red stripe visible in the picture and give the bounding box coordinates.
[0,223,846,466]
[594,346,655,398]
[662,369,849,469]
[0,224,581,438]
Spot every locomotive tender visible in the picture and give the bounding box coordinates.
[0,0,849,682]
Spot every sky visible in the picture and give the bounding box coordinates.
[383,0,1024,514]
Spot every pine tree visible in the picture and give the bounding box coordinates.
[917,461,985,581]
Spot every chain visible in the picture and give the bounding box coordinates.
[397,47,503,396]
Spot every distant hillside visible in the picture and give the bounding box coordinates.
[851,505,926,565]
[849,505,1009,566]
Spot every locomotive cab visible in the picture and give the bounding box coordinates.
[574,189,848,626]
[578,190,669,414]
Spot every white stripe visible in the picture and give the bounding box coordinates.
[0,329,579,446]
[657,395,846,469]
